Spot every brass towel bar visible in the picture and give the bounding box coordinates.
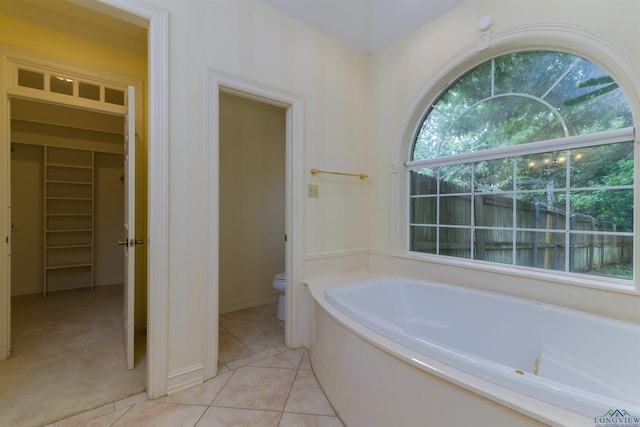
[310,168,368,180]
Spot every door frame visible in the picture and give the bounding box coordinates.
[0,0,170,398]
[204,68,304,380]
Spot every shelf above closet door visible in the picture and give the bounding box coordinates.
[44,146,94,295]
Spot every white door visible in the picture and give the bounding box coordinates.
[120,86,136,370]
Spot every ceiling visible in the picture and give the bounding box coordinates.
[1,0,465,56]
[261,0,467,54]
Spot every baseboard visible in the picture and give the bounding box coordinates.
[219,294,279,315]
[94,279,124,287]
[167,364,204,394]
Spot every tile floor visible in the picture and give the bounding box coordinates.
[46,303,344,427]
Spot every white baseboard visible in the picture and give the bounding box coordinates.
[167,364,204,394]
[219,294,279,315]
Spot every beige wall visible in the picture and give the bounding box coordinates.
[219,93,285,311]
[142,0,370,375]
[10,144,43,295]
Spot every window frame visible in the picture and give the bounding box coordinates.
[403,50,636,287]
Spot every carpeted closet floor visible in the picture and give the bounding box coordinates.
[0,284,146,427]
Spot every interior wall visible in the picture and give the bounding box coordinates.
[218,92,285,311]
[141,0,370,376]
[0,13,148,327]
[10,143,43,296]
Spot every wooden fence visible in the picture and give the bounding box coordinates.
[411,174,632,273]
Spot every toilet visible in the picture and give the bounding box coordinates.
[272,272,286,321]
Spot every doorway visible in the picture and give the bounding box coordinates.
[218,92,286,313]
[1,98,146,427]
[0,0,169,402]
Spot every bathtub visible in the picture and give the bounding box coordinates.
[308,274,640,426]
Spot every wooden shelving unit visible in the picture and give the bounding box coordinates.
[44,146,94,295]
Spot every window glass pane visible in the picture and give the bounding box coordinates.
[439,228,471,258]
[18,68,44,89]
[517,231,566,271]
[440,196,470,225]
[50,76,74,95]
[475,229,513,263]
[443,97,564,155]
[410,226,436,254]
[410,169,437,195]
[434,61,492,121]
[570,142,633,188]
[105,87,125,105]
[494,51,575,97]
[545,58,633,134]
[570,189,633,231]
[411,197,436,225]
[79,82,100,101]
[475,158,513,192]
[570,233,632,279]
[413,111,448,161]
[439,164,471,194]
[475,194,513,227]
[516,150,567,191]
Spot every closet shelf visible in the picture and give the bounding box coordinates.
[46,244,92,250]
[46,180,92,185]
[44,145,95,296]
[46,196,92,201]
[45,263,92,270]
[46,228,92,233]
[46,213,92,217]
[46,163,92,169]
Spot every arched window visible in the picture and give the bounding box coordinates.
[407,50,634,280]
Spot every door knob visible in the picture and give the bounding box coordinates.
[118,239,129,246]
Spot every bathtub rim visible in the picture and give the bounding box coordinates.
[306,270,593,427]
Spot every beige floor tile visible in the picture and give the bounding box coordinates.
[279,413,345,427]
[111,401,206,427]
[251,348,304,369]
[155,370,234,406]
[195,407,281,427]
[44,403,113,427]
[252,302,279,317]
[219,328,253,365]
[75,407,130,427]
[225,347,282,370]
[227,319,284,346]
[114,391,148,411]
[245,333,288,354]
[213,366,297,411]
[219,308,262,329]
[284,370,335,416]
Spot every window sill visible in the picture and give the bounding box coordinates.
[398,251,640,296]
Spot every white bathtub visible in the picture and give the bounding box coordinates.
[308,274,640,426]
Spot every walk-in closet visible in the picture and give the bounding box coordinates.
[11,98,125,296]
